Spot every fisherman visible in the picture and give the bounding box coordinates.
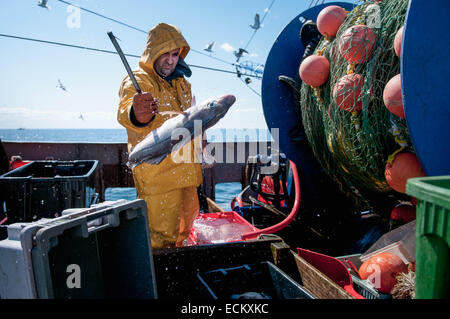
[117,23,203,249]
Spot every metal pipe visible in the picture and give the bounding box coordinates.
[107,31,142,94]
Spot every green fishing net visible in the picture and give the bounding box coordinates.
[299,0,412,211]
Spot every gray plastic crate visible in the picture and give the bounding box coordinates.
[336,254,391,299]
[351,274,391,299]
[0,199,157,299]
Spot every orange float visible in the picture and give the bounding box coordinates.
[332,73,364,111]
[385,152,426,193]
[299,55,330,87]
[339,25,377,63]
[359,252,408,294]
[316,5,347,38]
[383,74,404,118]
[394,26,404,57]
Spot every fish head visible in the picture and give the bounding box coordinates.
[205,94,236,113]
[198,94,236,129]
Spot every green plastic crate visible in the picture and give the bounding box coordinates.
[406,176,450,299]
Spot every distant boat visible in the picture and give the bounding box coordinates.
[17,128,25,130]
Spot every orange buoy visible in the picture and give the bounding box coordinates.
[316,5,347,38]
[383,74,404,118]
[339,25,377,63]
[332,73,364,111]
[394,26,404,57]
[385,152,426,193]
[359,252,408,294]
[299,55,330,87]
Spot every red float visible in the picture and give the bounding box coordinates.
[299,55,330,87]
[383,74,404,118]
[385,152,426,194]
[339,25,377,63]
[394,26,404,57]
[390,204,416,224]
[332,73,364,111]
[317,5,347,38]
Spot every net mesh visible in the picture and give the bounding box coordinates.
[299,0,411,211]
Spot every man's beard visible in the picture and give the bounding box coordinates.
[159,65,175,78]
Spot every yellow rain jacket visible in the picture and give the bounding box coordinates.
[117,23,202,248]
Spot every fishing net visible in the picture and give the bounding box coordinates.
[299,0,411,211]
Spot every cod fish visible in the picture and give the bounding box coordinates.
[128,94,236,166]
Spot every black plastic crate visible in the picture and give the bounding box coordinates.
[0,160,98,225]
[197,261,315,299]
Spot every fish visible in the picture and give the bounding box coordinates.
[128,94,236,166]
[159,111,186,117]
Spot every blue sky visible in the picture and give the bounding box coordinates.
[0,0,314,129]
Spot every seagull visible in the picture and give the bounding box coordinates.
[234,48,248,61]
[250,13,261,30]
[37,0,50,10]
[204,41,215,53]
[78,113,84,121]
[57,79,67,92]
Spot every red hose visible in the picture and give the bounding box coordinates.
[242,160,301,240]
[230,196,244,210]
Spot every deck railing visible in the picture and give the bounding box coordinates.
[2,141,273,201]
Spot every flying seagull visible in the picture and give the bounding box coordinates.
[78,113,84,121]
[234,48,248,61]
[204,41,215,53]
[250,13,261,30]
[57,79,67,92]
[37,0,50,10]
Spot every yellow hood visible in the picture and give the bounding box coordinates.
[139,23,190,73]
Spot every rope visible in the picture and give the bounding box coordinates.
[243,0,276,52]
[55,0,236,68]
[0,33,263,78]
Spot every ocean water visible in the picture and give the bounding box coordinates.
[0,128,253,210]
[0,128,273,143]
[103,183,241,211]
